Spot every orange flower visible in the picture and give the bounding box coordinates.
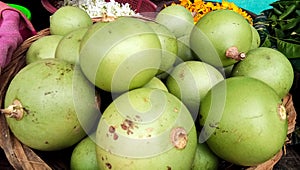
[177,0,253,24]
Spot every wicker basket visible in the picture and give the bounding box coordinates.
[0,25,298,169]
[41,0,157,13]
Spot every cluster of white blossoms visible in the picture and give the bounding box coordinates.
[64,0,140,18]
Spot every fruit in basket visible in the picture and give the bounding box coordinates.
[55,27,88,64]
[166,61,224,116]
[95,87,197,169]
[231,47,294,98]
[25,34,63,64]
[155,4,194,38]
[70,134,98,170]
[2,58,100,151]
[79,17,162,93]
[199,76,288,166]
[191,142,219,170]
[49,6,93,36]
[190,9,253,67]
[146,21,177,74]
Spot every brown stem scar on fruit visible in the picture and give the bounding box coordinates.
[278,104,287,121]
[92,13,116,22]
[225,46,246,61]
[0,100,24,120]
[170,127,188,149]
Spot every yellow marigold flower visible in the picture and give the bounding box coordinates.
[177,0,253,25]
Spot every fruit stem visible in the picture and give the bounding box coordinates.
[278,104,287,121]
[170,127,188,149]
[225,46,246,61]
[0,100,24,120]
[92,13,117,22]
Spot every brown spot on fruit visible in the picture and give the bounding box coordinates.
[113,133,119,140]
[109,126,115,133]
[105,163,112,169]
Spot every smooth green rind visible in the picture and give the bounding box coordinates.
[79,17,162,93]
[26,35,63,64]
[4,58,99,151]
[70,134,98,170]
[231,47,294,98]
[190,10,252,67]
[199,77,288,166]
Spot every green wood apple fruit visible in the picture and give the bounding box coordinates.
[50,6,92,36]
[190,10,253,67]
[166,61,224,117]
[79,17,162,93]
[231,47,294,98]
[155,5,194,38]
[199,76,288,166]
[95,88,197,169]
[3,58,100,151]
[146,21,177,75]
[70,134,98,170]
[55,27,88,64]
[26,34,63,64]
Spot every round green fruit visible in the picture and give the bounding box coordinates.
[70,134,98,170]
[199,77,288,166]
[155,5,194,38]
[190,9,252,67]
[50,6,92,36]
[166,61,224,116]
[26,34,63,64]
[231,47,294,98]
[3,58,100,151]
[191,142,219,170]
[250,25,260,50]
[95,88,197,169]
[79,17,162,93]
[175,35,195,65]
[146,21,177,74]
[55,27,88,64]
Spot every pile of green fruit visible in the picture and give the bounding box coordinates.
[1,3,295,169]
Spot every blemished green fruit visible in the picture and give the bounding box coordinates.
[191,142,219,170]
[199,77,288,166]
[155,4,194,38]
[166,61,224,116]
[190,9,253,67]
[79,17,162,93]
[231,47,294,98]
[55,27,88,64]
[95,88,197,169]
[50,6,92,36]
[146,21,177,74]
[3,58,100,151]
[70,134,98,170]
[26,35,63,64]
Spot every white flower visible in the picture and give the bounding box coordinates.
[64,0,140,18]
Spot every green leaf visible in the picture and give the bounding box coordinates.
[260,35,274,48]
[276,38,300,58]
[282,17,300,30]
